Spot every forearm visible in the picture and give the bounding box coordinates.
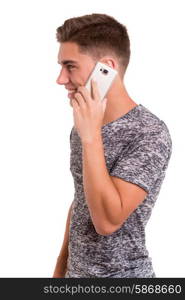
[82,132,122,235]
[53,255,68,277]
[53,201,73,277]
[58,201,73,260]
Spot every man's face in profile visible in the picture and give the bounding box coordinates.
[56,42,96,106]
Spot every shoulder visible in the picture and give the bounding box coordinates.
[134,105,172,168]
[137,105,172,147]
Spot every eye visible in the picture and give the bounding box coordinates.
[67,65,75,70]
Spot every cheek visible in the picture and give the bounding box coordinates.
[74,71,88,85]
[71,67,93,86]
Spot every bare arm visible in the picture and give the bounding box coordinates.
[52,201,73,277]
[82,135,122,235]
[82,134,147,236]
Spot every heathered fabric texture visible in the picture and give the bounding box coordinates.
[65,103,172,278]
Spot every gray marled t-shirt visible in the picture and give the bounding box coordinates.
[65,103,172,278]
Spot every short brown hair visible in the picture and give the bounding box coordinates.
[56,13,130,76]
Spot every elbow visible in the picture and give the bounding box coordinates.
[95,228,112,236]
[94,222,122,236]
[91,208,124,236]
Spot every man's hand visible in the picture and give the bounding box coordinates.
[71,79,107,143]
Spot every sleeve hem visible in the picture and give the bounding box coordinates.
[110,172,150,194]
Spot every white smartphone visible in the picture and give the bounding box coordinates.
[85,62,117,101]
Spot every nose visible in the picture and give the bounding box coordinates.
[56,67,69,85]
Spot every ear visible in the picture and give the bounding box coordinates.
[100,57,117,69]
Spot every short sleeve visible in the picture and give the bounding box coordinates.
[109,126,172,193]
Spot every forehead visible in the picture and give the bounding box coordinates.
[58,42,84,63]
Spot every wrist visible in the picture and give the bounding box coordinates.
[81,131,102,145]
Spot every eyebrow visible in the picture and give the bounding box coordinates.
[57,60,78,65]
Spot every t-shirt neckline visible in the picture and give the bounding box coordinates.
[101,103,142,129]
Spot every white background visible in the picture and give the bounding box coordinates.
[0,0,184,277]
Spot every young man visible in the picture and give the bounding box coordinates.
[53,13,172,278]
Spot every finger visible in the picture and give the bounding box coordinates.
[91,79,101,101]
[71,98,80,110]
[74,91,87,109]
[77,86,92,103]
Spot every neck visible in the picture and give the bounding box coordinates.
[102,79,138,126]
